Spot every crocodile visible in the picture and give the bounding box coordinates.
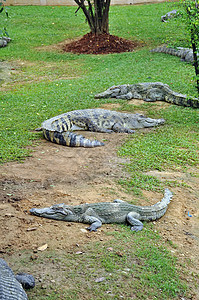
[0,37,11,48]
[0,258,35,300]
[150,45,197,63]
[30,188,172,232]
[161,10,179,22]
[38,109,165,148]
[95,82,199,108]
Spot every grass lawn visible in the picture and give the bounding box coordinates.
[0,2,199,299]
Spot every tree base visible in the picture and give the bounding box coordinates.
[63,32,143,55]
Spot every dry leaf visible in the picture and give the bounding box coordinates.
[116,251,123,257]
[76,251,83,255]
[26,227,37,231]
[37,243,48,251]
[95,277,106,283]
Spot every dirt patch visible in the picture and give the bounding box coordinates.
[62,32,143,54]
[0,129,199,251]
[0,60,19,87]
[0,103,199,297]
[0,130,132,253]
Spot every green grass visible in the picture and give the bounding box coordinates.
[1,3,198,298]
[117,104,199,194]
[19,225,186,300]
[0,2,198,163]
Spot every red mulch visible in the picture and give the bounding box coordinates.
[63,32,142,55]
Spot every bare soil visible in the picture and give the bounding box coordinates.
[0,101,199,298]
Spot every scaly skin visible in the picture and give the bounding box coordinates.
[150,46,196,63]
[30,189,172,232]
[0,259,28,300]
[40,109,165,148]
[95,82,199,108]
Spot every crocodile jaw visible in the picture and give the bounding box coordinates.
[139,117,165,128]
[30,206,78,221]
[30,207,62,220]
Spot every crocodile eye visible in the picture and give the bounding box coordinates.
[59,208,70,216]
[52,206,66,214]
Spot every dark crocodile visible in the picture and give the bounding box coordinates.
[38,109,165,148]
[30,189,172,232]
[95,82,199,108]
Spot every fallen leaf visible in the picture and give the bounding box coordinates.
[37,244,48,251]
[76,251,83,255]
[26,227,37,231]
[116,251,123,257]
[95,277,106,283]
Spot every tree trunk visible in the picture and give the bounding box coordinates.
[101,0,111,33]
[186,3,199,95]
[191,31,199,94]
[74,0,111,34]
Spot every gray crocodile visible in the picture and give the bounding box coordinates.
[150,45,197,63]
[30,189,172,232]
[0,37,11,48]
[95,82,199,108]
[161,10,179,22]
[0,258,34,300]
[38,109,165,148]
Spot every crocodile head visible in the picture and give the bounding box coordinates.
[30,203,78,221]
[137,115,165,128]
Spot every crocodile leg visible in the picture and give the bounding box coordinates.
[127,212,144,232]
[87,122,114,133]
[145,88,168,102]
[116,93,134,100]
[86,217,102,231]
[82,208,102,232]
[87,119,135,134]
[0,259,28,300]
[113,203,144,231]
[112,123,135,133]
[15,273,35,289]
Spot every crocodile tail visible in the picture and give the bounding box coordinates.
[138,188,173,221]
[150,46,179,56]
[181,97,199,108]
[165,94,199,108]
[150,188,173,220]
[152,188,172,210]
[43,129,104,147]
[188,98,199,108]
